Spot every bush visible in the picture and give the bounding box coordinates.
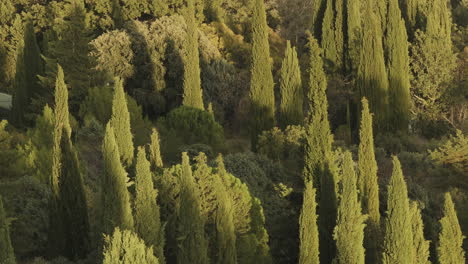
[157,106,224,162]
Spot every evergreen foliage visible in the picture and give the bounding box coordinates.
[110,77,134,167]
[321,0,344,71]
[333,151,366,264]
[177,152,209,264]
[437,193,466,264]
[357,98,380,264]
[357,7,389,130]
[382,156,413,264]
[401,0,419,35]
[10,21,43,127]
[103,227,159,264]
[410,202,430,264]
[0,196,15,264]
[249,0,275,147]
[385,0,411,131]
[134,147,165,263]
[182,0,204,110]
[193,153,237,264]
[149,128,164,169]
[299,181,320,264]
[279,41,303,127]
[101,123,134,235]
[346,0,361,73]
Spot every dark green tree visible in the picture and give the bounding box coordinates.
[410,202,430,264]
[103,227,159,264]
[177,152,209,264]
[299,181,319,264]
[101,123,134,235]
[382,156,413,264]
[134,147,165,263]
[39,0,98,113]
[182,0,204,110]
[357,98,380,263]
[437,193,465,264]
[346,0,361,73]
[333,151,366,264]
[321,0,344,71]
[249,0,275,147]
[0,196,15,264]
[400,0,419,35]
[303,35,337,263]
[385,0,411,131]
[357,8,389,130]
[279,41,303,127]
[10,20,43,127]
[110,77,134,167]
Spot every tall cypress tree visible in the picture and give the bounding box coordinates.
[357,97,380,264]
[382,156,413,264]
[346,0,361,73]
[110,77,134,167]
[134,147,165,263]
[279,41,303,128]
[249,0,275,147]
[55,128,91,259]
[299,181,320,264]
[182,0,204,110]
[400,0,419,36]
[333,151,366,264]
[385,0,411,132]
[357,7,389,130]
[303,35,336,263]
[410,202,430,264]
[194,153,237,264]
[410,0,456,118]
[177,152,209,264]
[0,196,15,264]
[149,128,163,169]
[437,193,466,264]
[10,20,43,127]
[101,123,134,235]
[321,0,344,72]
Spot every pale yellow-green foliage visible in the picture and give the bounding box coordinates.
[437,193,465,264]
[103,228,159,264]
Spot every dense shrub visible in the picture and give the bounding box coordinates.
[157,106,224,161]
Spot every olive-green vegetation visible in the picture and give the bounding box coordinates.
[0,0,467,263]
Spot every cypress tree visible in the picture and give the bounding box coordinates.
[103,228,159,264]
[385,0,411,132]
[376,0,388,33]
[410,0,456,118]
[321,0,344,72]
[410,202,430,264]
[55,128,91,259]
[249,198,272,264]
[346,0,361,73]
[437,193,466,264]
[279,41,303,128]
[53,65,71,144]
[357,8,389,130]
[303,35,331,184]
[400,0,419,35]
[194,153,237,264]
[110,77,134,167]
[101,123,134,235]
[249,0,275,147]
[177,152,209,264]
[0,196,15,264]
[134,147,165,263]
[299,181,320,264]
[333,151,366,264]
[10,20,43,127]
[303,35,336,263]
[182,0,204,110]
[149,128,163,169]
[357,97,380,264]
[382,156,413,264]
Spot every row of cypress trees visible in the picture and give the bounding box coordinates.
[296,37,465,262]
